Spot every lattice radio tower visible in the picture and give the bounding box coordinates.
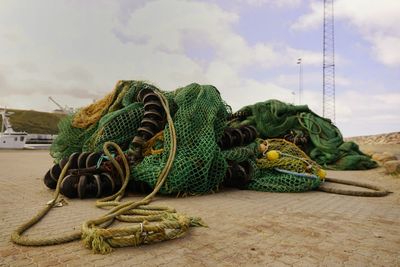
[323,0,336,122]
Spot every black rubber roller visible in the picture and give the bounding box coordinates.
[218,130,234,149]
[50,163,62,181]
[244,125,258,139]
[143,110,164,121]
[218,126,258,150]
[136,87,154,102]
[44,169,57,189]
[77,152,91,169]
[68,152,80,169]
[231,128,245,146]
[60,175,79,198]
[141,118,162,132]
[144,100,163,113]
[142,92,160,103]
[86,152,103,168]
[228,111,250,121]
[132,135,146,148]
[223,161,252,189]
[43,152,80,189]
[59,157,69,170]
[77,175,102,199]
[100,172,115,196]
[241,125,258,143]
[43,161,64,189]
[77,175,88,199]
[137,127,156,140]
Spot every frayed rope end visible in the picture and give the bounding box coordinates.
[82,228,112,254]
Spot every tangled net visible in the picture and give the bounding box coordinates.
[250,139,324,192]
[50,80,376,194]
[230,100,377,170]
[11,80,387,256]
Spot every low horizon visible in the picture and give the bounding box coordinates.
[2,105,398,138]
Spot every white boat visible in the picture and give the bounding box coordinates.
[0,108,28,149]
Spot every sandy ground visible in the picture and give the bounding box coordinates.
[0,147,399,267]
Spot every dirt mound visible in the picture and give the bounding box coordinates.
[345,132,400,145]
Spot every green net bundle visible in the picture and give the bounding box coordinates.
[132,83,229,194]
[50,80,377,194]
[249,139,323,192]
[232,100,377,170]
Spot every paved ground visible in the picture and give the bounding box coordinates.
[0,149,399,266]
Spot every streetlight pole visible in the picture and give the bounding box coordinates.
[297,58,303,105]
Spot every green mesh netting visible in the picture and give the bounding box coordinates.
[52,82,229,194]
[50,115,97,161]
[248,169,320,192]
[221,142,260,183]
[50,81,375,194]
[249,139,322,192]
[84,102,143,152]
[233,100,377,170]
[133,83,228,194]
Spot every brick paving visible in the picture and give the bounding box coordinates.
[0,150,399,266]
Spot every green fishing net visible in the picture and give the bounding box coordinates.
[132,83,229,194]
[50,81,376,194]
[233,100,377,170]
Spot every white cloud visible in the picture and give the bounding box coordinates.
[374,93,400,106]
[335,91,400,136]
[291,1,323,31]
[292,0,400,67]
[0,0,321,113]
[116,0,285,69]
[370,35,400,66]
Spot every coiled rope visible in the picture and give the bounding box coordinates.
[11,91,205,254]
[319,177,391,197]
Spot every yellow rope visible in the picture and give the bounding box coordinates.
[11,91,205,253]
[142,131,164,157]
[10,159,82,246]
[72,81,124,129]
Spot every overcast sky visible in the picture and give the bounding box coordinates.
[0,0,399,137]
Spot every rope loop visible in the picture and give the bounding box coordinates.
[11,92,206,254]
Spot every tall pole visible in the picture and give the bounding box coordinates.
[323,0,336,122]
[297,58,303,105]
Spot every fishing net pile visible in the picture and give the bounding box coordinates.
[50,80,377,195]
[230,101,377,170]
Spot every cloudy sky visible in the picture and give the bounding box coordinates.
[0,0,399,137]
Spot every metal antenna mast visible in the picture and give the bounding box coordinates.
[323,0,336,122]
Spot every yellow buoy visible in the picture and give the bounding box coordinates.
[266,150,280,161]
[317,169,326,179]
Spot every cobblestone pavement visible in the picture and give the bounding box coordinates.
[0,150,399,266]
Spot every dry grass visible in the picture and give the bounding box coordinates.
[0,109,65,134]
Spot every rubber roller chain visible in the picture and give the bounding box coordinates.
[130,86,167,161]
[223,160,252,189]
[227,110,251,121]
[218,125,258,189]
[218,125,258,150]
[43,151,121,199]
[43,86,167,199]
